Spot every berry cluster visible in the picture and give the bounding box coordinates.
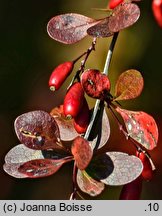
[3,0,159,199]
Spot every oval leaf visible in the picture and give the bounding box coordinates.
[108,3,140,32]
[102,152,143,186]
[89,108,110,150]
[50,105,79,141]
[114,69,144,101]
[87,17,114,38]
[18,158,71,178]
[4,158,71,179]
[116,107,158,150]
[77,170,105,197]
[3,163,28,178]
[47,13,99,44]
[4,144,69,165]
[71,136,92,170]
[14,110,61,150]
[4,144,44,164]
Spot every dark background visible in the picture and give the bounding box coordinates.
[0,0,162,199]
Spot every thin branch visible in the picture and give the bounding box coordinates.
[84,33,119,141]
[103,32,119,76]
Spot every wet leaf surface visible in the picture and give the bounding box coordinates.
[87,17,113,38]
[18,158,71,178]
[4,157,72,179]
[87,152,143,186]
[47,13,99,44]
[81,69,111,100]
[88,108,110,150]
[50,105,79,141]
[71,136,92,170]
[108,3,140,32]
[14,111,61,150]
[116,107,158,150]
[114,69,144,101]
[77,170,105,196]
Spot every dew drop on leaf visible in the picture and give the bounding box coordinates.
[18,158,69,178]
[116,107,158,150]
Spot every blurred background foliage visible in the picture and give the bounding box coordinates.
[0,0,162,199]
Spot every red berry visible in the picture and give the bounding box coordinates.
[63,82,84,118]
[81,69,111,100]
[119,176,143,200]
[49,61,74,91]
[152,0,162,28]
[73,98,90,134]
[108,0,124,9]
[136,151,153,181]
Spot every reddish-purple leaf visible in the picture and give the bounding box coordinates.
[4,157,72,179]
[50,105,79,141]
[116,107,159,150]
[114,69,144,101]
[100,152,143,186]
[18,158,71,178]
[81,69,111,100]
[71,136,92,170]
[108,3,140,32]
[77,170,105,197]
[14,111,61,150]
[47,13,99,44]
[87,17,114,38]
[89,108,110,150]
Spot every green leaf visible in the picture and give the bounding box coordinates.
[116,107,158,150]
[114,69,144,101]
[77,170,105,197]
